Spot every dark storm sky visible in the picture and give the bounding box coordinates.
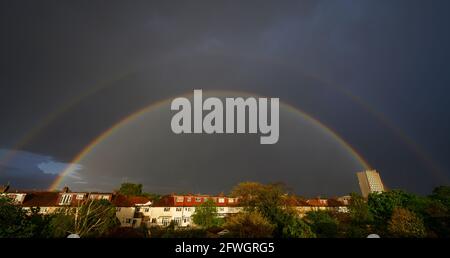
[1,0,450,195]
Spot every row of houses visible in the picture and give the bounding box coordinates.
[0,185,350,228]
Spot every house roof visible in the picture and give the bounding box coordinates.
[9,189,347,208]
[16,192,150,208]
[152,195,240,207]
[21,192,59,207]
[111,195,151,207]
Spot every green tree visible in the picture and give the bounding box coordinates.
[192,199,222,229]
[0,196,33,238]
[387,207,426,238]
[231,182,315,238]
[28,208,54,238]
[49,199,119,238]
[342,193,375,237]
[368,190,419,225]
[118,183,143,196]
[304,210,339,238]
[224,211,274,238]
[142,192,162,201]
[281,215,316,238]
[420,186,450,237]
[231,182,286,213]
[334,193,380,238]
[348,193,373,224]
[429,186,450,208]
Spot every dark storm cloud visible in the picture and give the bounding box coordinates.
[0,149,82,189]
[1,0,449,194]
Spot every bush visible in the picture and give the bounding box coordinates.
[388,208,426,238]
[305,211,339,238]
[224,211,274,238]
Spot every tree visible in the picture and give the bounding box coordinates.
[142,192,162,201]
[304,210,339,238]
[332,193,375,237]
[49,199,119,238]
[230,181,315,238]
[224,211,274,238]
[420,186,450,237]
[0,196,33,238]
[281,215,316,238]
[368,190,420,225]
[430,186,450,208]
[348,193,373,224]
[28,208,54,238]
[388,207,426,238]
[230,182,287,212]
[118,183,143,196]
[192,199,222,229]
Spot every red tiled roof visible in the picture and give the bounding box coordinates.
[326,198,346,207]
[21,192,59,207]
[111,195,151,207]
[151,195,175,207]
[152,195,240,207]
[305,198,329,207]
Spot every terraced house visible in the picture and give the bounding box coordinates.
[1,185,349,228]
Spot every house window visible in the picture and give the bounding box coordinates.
[164,207,170,212]
[151,218,157,223]
[174,217,182,225]
[176,196,184,202]
[195,197,201,202]
[59,194,72,205]
[136,207,140,212]
[228,198,234,203]
[125,219,132,224]
[186,197,192,202]
[76,194,84,200]
[176,207,182,212]
[218,198,225,203]
[219,207,225,212]
[162,218,170,226]
[116,207,121,212]
[144,208,149,212]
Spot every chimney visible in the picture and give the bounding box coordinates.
[61,186,70,193]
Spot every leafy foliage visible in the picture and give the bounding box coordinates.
[387,207,426,237]
[192,199,223,229]
[0,197,33,238]
[368,190,420,223]
[281,215,316,238]
[2,183,450,238]
[49,199,119,237]
[430,186,450,207]
[231,182,315,238]
[304,211,339,238]
[118,183,143,196]
[224,211,274,238]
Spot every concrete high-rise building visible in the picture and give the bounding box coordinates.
[357,170,385,198]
